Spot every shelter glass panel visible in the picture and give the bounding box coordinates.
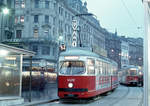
[0,55,21,97]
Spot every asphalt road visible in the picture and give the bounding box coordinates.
[37,85,143,106]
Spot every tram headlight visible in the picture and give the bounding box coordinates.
[68,83,73,88]
[139,72,142,75]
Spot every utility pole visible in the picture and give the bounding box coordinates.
[143,0,149,106]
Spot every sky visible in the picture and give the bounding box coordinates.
[84,0,145,38]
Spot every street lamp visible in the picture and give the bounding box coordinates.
[72,13,94,47]
[57,35,63,70]
[0,7,9,42]
[58,35,63,50]
[0,49,9,56]
[58,35,63,43]
[2,7,9,15]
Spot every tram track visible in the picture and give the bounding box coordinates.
[107,86,143,106]
[35,86,143,106]
[138,87,143,106]
[107,86,130,106]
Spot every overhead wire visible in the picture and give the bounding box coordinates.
[120,0,139,29]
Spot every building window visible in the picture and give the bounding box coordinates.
[61,8,63,16]
[32,45,38,54]
[53,17,56,25]
[44,29,49,36]
[65,24,67,32]
[16,30,22,39]
[34,15,38,23]
[15,0,19,8]
[21,1,25,8]
[53,27,56,36]
[54,2,56,8]
[42,46,50,55]
[35,0,39,8]
[20,16,24,23]
[65,11,67,18]
[15,17,18,24]
[45,15,49,23]
[59,7,61,14]
[34,29,38,38]
[45,1,49,8]
[53,47,55,56]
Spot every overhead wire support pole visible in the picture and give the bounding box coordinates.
[143,0,149,106]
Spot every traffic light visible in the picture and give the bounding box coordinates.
[59,43,66,51]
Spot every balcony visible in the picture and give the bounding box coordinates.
[14,23,24,28]
[41,22,51,29]
[30,9,43,15]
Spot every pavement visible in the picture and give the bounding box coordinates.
[15,84,143,106]
[16,82,58,106]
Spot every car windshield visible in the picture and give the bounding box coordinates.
[59,61,85,75]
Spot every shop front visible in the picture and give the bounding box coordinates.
[0,43,34,105]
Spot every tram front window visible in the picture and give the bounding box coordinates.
[128,70,137,76]
[59,61,85,75]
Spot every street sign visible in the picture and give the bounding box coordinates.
[72,20,77,30]
[72,19,78,47]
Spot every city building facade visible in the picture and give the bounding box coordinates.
[127,37,143,67]
[0,0,14,42]
[105,31,121,69]
[1,0,107,71]
[120,36,129,68]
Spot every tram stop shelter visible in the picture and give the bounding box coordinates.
[0,43,35,106]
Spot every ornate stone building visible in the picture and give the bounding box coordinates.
[105,31,121,69]
[127,37,143,67]
[1,0,107,70]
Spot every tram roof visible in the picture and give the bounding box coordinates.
[60,47,99,57]
[60,47,117,65]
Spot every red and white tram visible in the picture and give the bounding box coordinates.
[58,48,118,99]
[119,65,142,86]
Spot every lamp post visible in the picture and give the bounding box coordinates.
[57,35,63,71]
[0,7,9,42]
[72,13,93,47]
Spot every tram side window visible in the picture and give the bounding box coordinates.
[107,64,110,75]
[87,59,95,75]
[95,60,99,75]
[113,67,116,75]
[111,66,114,75]
[99,61,102,75]
[111,65,113,75]
[102,62,105,75]
[113,67,117,75]
[105,63,107,75]
[106,63,109,75]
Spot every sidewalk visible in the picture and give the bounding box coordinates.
[17,83,58,106]
[16,99,59,106]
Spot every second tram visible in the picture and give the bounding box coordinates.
[119,66,143,86]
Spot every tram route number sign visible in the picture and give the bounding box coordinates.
[72,20,77,47]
